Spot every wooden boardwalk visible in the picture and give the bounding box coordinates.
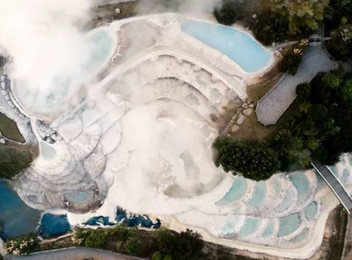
[312,161,352,213]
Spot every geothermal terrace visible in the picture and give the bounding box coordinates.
[1,13,351,259]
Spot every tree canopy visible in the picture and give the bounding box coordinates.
[0,146,33,179]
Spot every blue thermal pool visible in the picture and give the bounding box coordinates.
[239,218,261,237]
[221,216,240,234]
[40,142,57,160]
[304,202,318,221]
[278,213,301,237]
[181,20,273,73]
[248,181,267,208]
[217,177,247,204]
[261,220,275,238]
[0,180,41,238]
[289,228,308,244]
[38,213,71,238]
[289,173,310,203]
[65,191,94,204]
[85,28,115,71]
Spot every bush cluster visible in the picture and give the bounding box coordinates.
[5,234,38,256]
[279,41,307,75]
[76,226,204,260]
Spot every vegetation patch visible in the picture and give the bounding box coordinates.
[0,113,25,143]
[214,68,352,180]
[325,0,352,61]
[75,226,204,260]
[0,145,33,179]
[279,41,308,75]
[5,234,38,256]
[215,0,329,46]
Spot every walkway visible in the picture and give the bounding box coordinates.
[256,46,336,126]
[5,247,145,260]
[311,161,352,213]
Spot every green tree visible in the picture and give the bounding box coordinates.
[213,138,280,181]
[322,72,341,89]
[272,0,329,34]
[299,101,311,114]
[296,83,311,100]
[279,49,304,75]
[214,0,244,25]
[309,104,328,122]
[83,229,108,248]
[288,149,312,168]
[125,237,143,256]
[306,138,320,151]
[152,252,163,260]
[156,229,204,260]
[0,146,33,179]
[341,78,352,102]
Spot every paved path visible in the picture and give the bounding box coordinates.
[256,46,336,126]
[312,161,352,212]
[5,247,145,260]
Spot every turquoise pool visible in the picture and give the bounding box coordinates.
[278,213,301,237]
[289,173,310,203]
[240,218,261,237]
[217,177,247,204]
[181,20,272,73]
[0,180,41,238]
[248,181,266,208]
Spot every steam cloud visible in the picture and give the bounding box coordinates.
[0,0,93,92]
[0,0,221,111]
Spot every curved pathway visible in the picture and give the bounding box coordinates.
[5,248,145,260]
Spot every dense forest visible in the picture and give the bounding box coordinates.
[0,146,33,179]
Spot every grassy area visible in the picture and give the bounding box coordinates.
[247,73,284,103]
[231,74,284,141]
[0,112,25,143]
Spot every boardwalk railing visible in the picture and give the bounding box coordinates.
[311,161,352,214]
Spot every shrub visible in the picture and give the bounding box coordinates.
[125,237,143,256]
[296,83,311,100]
[309,104,328,122]
[213,138,280,181]
[83,229,108,248]
[5,234,38,256]
[214,0,244,25]
[342,78,352,102]
[279,49,303,75]
[250,11,290,45]
[322,72,341,88]
[156,229,204,260]
[152,252,163,260]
